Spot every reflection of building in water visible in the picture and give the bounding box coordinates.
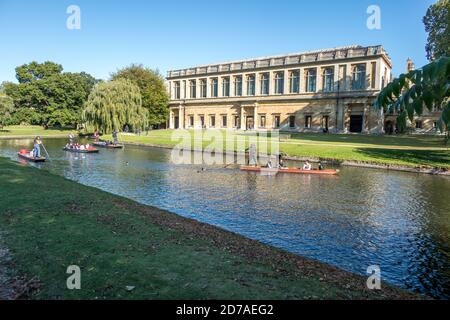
[167,45,393,134]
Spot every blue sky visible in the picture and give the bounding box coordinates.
[0,0,436,83]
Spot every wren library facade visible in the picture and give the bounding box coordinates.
[166,45,441,134]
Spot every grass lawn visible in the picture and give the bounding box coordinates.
[103,130,450,169]
[0,157,417,300]
[0,125,76,138]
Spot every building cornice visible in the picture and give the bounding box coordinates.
[167,45,392,80]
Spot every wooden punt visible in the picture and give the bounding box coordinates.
[18,152,46,162]
[93,142,124,149]
[240,166,339,175]
[63,147,99,154]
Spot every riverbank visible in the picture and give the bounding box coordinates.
[0,157,420,300]
[101,130,450,175]
[0,126,77,139]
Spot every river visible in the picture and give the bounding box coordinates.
[0,137,449,299]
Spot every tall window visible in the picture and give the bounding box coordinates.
[174,81,181,99]
[247,75,255,96]
[305,115,312,128]
[234,115,240,128]
[274,72,284,94]
[289,115,296,128]
[210,115,216,128]
[260,73,270,95]
[221,115,227,127]
[222,77,230,97]
[289,70,300,93]
[370,62,376,89]
[322,67,334,92]
[200,79,207,98]
[259,115,266,128]
[305,69,317,93]
[188,115,194,127]
[352,64,366,90]
[274,115,281,129]
[234,76,242,96]
[189,80,196,98]
[211,78,218,97]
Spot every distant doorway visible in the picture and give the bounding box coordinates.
[349,115,363,133]
[246,116,254,130]
[174,116,179,129]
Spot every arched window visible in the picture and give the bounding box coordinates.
[274,72,284,94]
[352,64,366,90]
[260,73,270,95]
[189,80,196,98]
[305,69,317,93]
[289,70,300,93]
[247,75,255,96]
[322,67,334,92]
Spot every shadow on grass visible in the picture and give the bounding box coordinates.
[356,148,450,168]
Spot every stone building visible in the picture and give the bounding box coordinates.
[166,45,393,133]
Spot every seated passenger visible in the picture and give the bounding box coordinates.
[302,161,312,171]
[318,161,325,171]
[267,160,273,169]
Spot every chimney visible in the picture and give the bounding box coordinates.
[406,58,415,72]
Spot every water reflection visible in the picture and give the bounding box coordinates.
[0,138,449,298]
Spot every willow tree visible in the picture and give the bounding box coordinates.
[82,79,148,134]
[375,56,450,140]
[0,93,14,129]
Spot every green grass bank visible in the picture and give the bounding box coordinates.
[104,130,450,169]
[0,158,418,299]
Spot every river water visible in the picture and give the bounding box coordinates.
[0,138,449,299]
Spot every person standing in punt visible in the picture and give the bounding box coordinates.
[33,136,42,159]
[112,130,118,145]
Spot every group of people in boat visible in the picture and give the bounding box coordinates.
[93,130,119,145]
[65,143,93,150]
[265,158,325,171]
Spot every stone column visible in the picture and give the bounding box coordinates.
[179,106,184,129]
[255,73,261,96]
[229,76,235,98]
[241,74,247,97]
[269,71,274,95]
[254,104,258,130]
[169,109,174,129]
[283,70,289,94]
[206,77,211,98]
[316,67,322,93]
[240,106,245,130]
[217,77,222,98]
[299,68,304,93]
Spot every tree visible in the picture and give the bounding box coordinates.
[15,61,63,83]
[423,0,450,61]
[82,79,149,134]
[2,63,97,128]
[375,57,450,140]
[0,93,14,128]
[111,64,169,127]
